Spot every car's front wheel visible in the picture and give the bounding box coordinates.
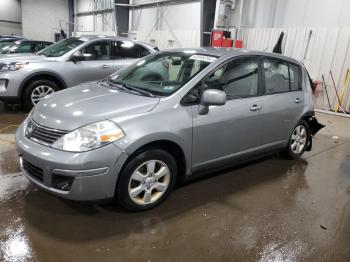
[282,120,310,159]
[23,79,58,110]
[116,149,177,211]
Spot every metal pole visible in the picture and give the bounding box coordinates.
[74,0,77,34]
[236,0,244,40]
[113,0,118,35]
[128,0,133,33]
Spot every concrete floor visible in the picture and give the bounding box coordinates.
[0,103,350,262]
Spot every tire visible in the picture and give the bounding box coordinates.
[281,120,310,160]
[23,79,59,110]
[116,149,177,211]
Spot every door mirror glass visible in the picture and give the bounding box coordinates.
[198,89,226,115]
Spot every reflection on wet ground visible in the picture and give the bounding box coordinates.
[0,107,350,261]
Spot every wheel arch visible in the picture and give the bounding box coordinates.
[118,138,188,187]
[18,71,67,101]
[300,111,324,136]
[299,110,325,151]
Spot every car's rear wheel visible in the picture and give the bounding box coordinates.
[116,149,177,211]
[23,79,59,110]
[282,120,310,159]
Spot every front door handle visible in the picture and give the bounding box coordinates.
[294,98,302,104]
[100,65,111,69]
[250,104,262,112]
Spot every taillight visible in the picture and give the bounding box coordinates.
[312,80,321,95]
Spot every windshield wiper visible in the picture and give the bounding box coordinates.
[107,79,155,98]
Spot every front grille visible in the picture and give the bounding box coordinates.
[22,159,44,182]
[27,120,68,146]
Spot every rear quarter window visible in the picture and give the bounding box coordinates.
[117,42,150,58]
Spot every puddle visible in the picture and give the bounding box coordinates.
[0,173,29,203]
[0,223,33,262]
[258,240,307,262]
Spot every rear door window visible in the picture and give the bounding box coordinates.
[263,59,290,94]
[289,63,301,91]
[34,43,43,52]
[43,42,52,48]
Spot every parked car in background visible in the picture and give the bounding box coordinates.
[1,40,53,54]
[16,48,323,211]
[0,36,25,51]
[0,35,23,40]
[0,35,159,109]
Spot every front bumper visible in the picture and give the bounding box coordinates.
[0,71,26,101]
[16,122,128,201]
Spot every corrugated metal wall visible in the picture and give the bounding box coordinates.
[243,27,350,112]
[131,30,200,50]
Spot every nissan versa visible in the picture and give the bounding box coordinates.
[0,35,159,109]
[16,48,323,211]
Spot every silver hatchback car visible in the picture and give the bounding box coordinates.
[16,48,323,211]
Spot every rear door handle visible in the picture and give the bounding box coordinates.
[100,65,111,69]
[250,104,262,112]
[294,98,302,104]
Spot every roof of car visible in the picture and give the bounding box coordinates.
[77,35,145,43]
[76,35,155,48]
[0,35,23,38]
[0,37,24,42]
[13,40,53,44]
[162,47,302,65]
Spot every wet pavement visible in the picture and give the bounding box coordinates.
[0,105,350,262]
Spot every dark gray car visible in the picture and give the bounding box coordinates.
[16,48,323,211]
[0,35,159,109]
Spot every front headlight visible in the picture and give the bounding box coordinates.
[0,62,29,71]
[52,120,125,152]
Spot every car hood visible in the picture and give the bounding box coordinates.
[31,82,160,131]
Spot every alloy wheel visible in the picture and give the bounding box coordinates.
[290,125,307,154]
[128,160,171,205]
[31,85,55,105]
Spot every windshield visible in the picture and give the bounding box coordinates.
[109,52,216,96]
[38,37,85,57]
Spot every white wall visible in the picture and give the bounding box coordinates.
[74,0,201,48]
[130,1,201,48]
[75,0,116,35]
[0,0,22,35]
[130,1,200,32]
[240,0,350,29]
[21,0,69,41]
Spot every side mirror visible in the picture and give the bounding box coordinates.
[70,51,90,62]
[198,89,226,115]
